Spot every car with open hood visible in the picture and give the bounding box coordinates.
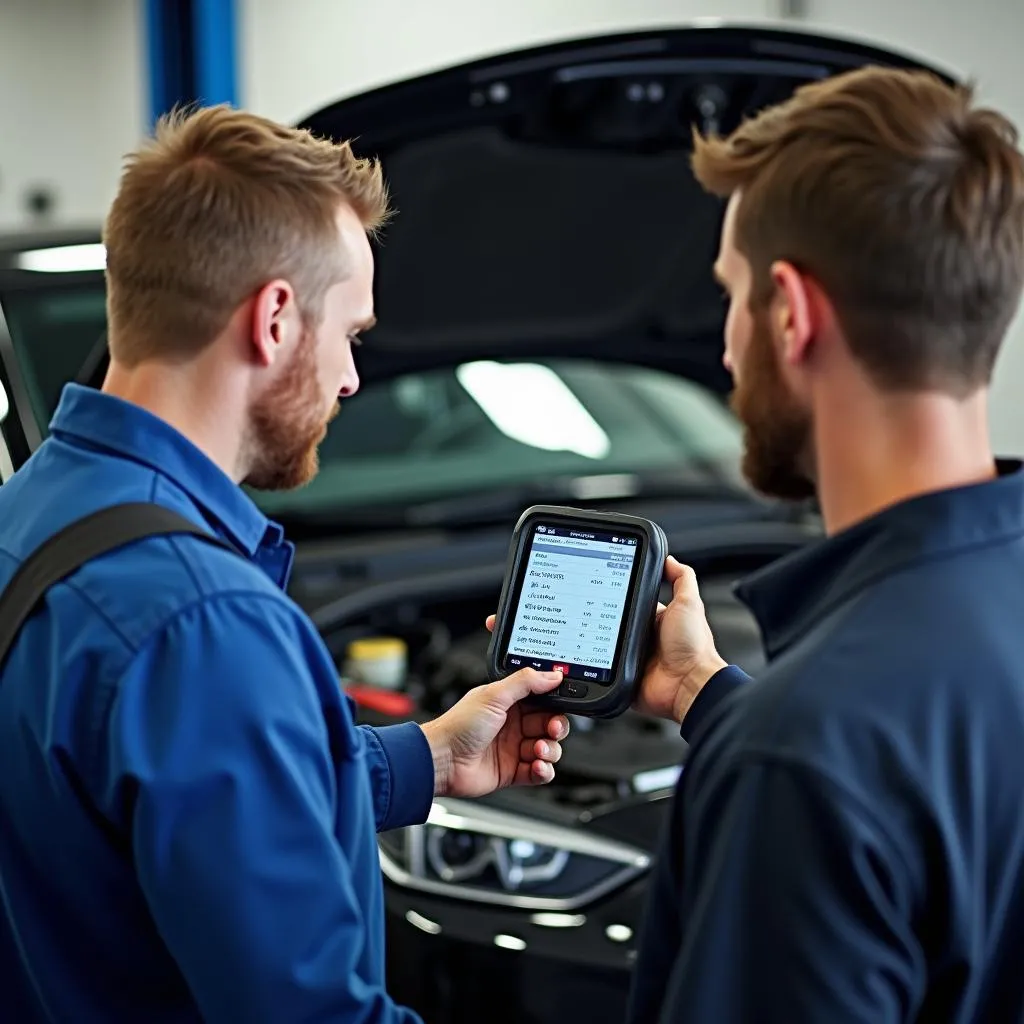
[0,22,952,1024]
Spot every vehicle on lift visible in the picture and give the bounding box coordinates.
[0,23,952,1024]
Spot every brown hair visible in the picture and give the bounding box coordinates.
[692,66,1024,394]
[103,104,391,365]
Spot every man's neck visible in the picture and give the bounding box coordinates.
[813,387,996,536]
[102,358,248,484]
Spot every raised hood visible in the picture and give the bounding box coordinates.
[298,24,953,395]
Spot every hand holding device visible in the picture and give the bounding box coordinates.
[485,506,727,721]
[486,505,668,718]
[420,668,571,797]
[632,556,728,723]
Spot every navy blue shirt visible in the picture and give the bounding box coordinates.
[630,463,1024,1023]
[0,385,434,1022]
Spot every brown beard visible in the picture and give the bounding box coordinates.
[729,304,816,502]
[245,327,338,492]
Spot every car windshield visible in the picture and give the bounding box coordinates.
[0,282,745,517]
[258,358,744,517]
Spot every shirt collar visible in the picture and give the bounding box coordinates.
[49,384,284,558]
[735,459,1024,660]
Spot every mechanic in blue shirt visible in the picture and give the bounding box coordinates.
[623,67,1024,1022]
[0,107,577,1023]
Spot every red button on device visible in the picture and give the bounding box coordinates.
[552,664,569,676]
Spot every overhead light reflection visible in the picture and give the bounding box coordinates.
[405,910,442,935]
[632,764,682,794]
[530,912,586,929]
[16,243,107,273]
[427,802,472,831]
[606,923,634,943]
[456,361,611,460]
[568,473,640,500]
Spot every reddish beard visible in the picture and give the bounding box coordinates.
[245,328,339,492]
[729,304,816,502]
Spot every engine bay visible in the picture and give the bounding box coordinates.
[280,497,818,821]
[299,557,771,818]
[322,570,765,716]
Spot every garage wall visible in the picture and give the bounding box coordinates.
[0,0,144,232]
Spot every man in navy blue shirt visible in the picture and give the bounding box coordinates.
[0,107,579,1023]
[623,66,1024,1022]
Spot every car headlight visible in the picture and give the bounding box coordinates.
[378,798,651,910]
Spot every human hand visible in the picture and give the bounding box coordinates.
[634,556,727,723]
[485,556,725,726]
[420,669,571,798]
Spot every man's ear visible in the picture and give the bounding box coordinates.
[250,280,296,367]
[769,261,816,367]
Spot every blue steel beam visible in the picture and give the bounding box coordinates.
[144,0,238,127]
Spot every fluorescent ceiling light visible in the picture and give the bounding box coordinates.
[16,243,106,273]
[0,381,8,424]
[456,361,611,460]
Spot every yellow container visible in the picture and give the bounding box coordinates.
[345,637,408,690]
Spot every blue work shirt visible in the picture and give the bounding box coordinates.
[630,462,1024,1023]
[0,384,433,1023]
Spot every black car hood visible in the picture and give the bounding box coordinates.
[299,24,953,395]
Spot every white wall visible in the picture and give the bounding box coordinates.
[0,0,144,232]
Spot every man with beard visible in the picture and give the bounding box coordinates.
[620,66,1024,1022]
[0,107,575,1023]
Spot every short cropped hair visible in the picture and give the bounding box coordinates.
[692,67,1024,394]
[103,104,390,365]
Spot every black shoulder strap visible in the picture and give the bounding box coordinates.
[0,502,238,673]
